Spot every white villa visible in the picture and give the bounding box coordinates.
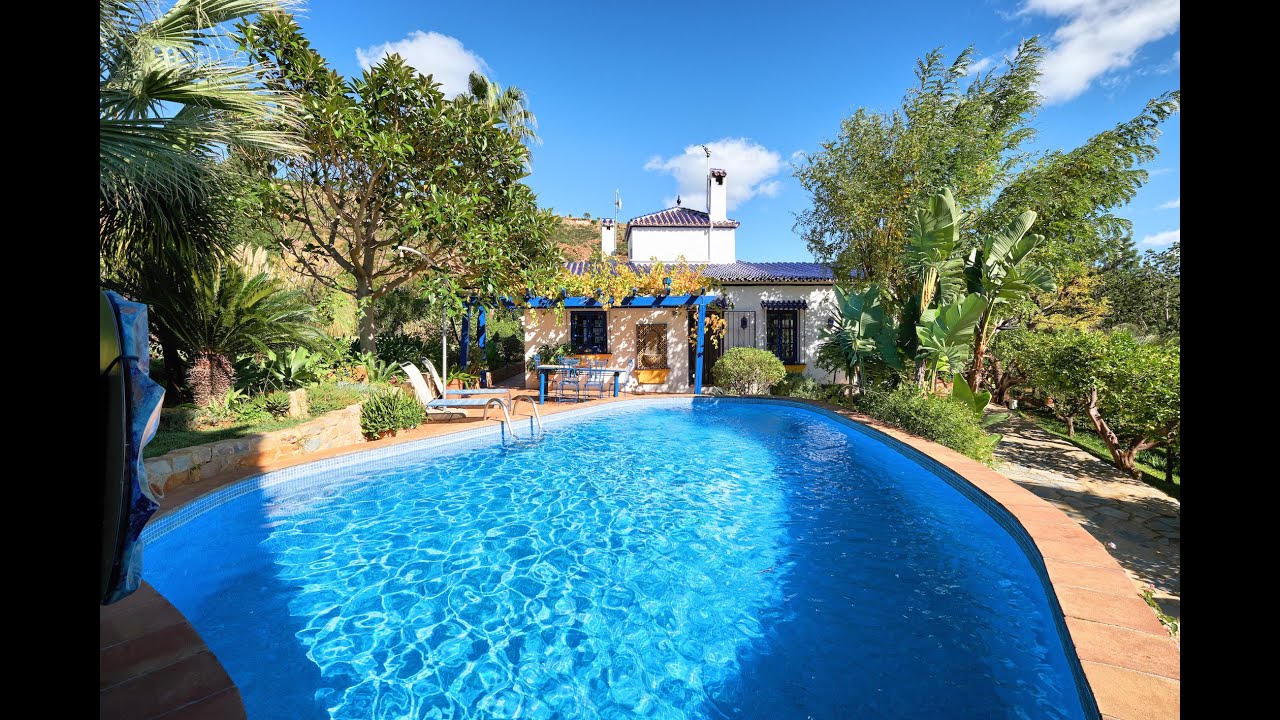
[523,168,844,393]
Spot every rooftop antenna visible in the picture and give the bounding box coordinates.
[613,188,621,257]
[701,144,712,262]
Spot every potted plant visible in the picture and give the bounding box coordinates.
[447,369,478,390]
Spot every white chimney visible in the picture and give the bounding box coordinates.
[708,168,727,222]
[600,218,615,256]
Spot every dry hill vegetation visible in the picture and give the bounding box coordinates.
[551,215,628,261]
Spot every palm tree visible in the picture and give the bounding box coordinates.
[99,0,302,270]
[464,71,540,158]
[139,259,322,406]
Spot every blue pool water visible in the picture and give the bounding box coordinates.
[145,399,1092,719]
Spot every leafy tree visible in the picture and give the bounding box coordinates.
[986,328,1039,405]
[964,209,1055,388]
[1008,329,1179,476]
[980,93,1181,292]
[794,40,1043,294]
[1088,334,1180,477]
[1033,269,1110,331]
[464,70,541,157]
[1101,241,1180,337]
[100,0,302,271]
[237,13,560,354]
[794,39,1178,323]
[139,260,322,406]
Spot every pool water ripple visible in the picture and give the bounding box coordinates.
[146,401,1089,719]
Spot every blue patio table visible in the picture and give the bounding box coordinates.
[535,364,627,404]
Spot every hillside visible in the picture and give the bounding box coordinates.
[550,215,628,261]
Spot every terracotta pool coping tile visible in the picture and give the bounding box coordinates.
[1055,585,1170,635]
[1016,520,1098,544]
[1032,537,1121,567]
[1009,504,1090,527]
[100,589,187,650]
[151,687,247,720]
[120,394,1178,718]
[1065,618,1180,680]
[1043,558,1144,597]
[100,620,207,689]
[1080,661,1180,720]
[99,651,235,720]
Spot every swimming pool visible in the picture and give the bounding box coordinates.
[144,398,1095,719]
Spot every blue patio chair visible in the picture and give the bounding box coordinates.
[582,358,609,399]
[555,357,581,402]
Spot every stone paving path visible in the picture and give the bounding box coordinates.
[991,412,1181,627]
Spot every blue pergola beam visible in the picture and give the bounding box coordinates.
[507,294,718,309]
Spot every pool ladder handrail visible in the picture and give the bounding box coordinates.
[511,395,544,436]
[479,396,543,440]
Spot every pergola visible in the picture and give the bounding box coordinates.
[458,292,721,394]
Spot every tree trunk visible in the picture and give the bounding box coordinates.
[1164,447,1176,484]
[1084,389,1144,478]
[187,352,236,407]
[966,308,994,390]
[159,332,187,406]
[1066,416,1075,438]
[356,275,377,356]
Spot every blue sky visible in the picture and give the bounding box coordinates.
[299,0,1180,261]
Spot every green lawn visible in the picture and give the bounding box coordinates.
[1021,409,1179,500]
[145,417,309,459]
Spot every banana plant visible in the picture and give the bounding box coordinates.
[820,285,904,388]
[965,209,1056,389]
[905,187,967,311]
[949,372,1009,426]
[916,293,985,388]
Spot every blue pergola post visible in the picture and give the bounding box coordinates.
[477,307,488,387]
[694,302,707,395]
[459,302,471,371]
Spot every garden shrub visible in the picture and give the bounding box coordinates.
[360,387,426,439]
[158,405,202,432]
[368,332,432,364]
[713,348,787,395]
[855,387,999,465]
[233,397,272,424]
[308,383,368,415]
[772,371,820,399]
[262,391,292,418]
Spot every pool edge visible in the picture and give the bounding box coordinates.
[135,394,1179,720]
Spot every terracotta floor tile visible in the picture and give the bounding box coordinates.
[1081,661,1180,720]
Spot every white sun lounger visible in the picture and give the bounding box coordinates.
[400,361,544,437]
[420,357,511,402]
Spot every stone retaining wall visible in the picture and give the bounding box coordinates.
[143,404,363,494]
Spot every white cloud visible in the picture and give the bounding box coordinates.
[1140,228,1179,246]
[967,56,997,76]
[1148,167,1174,176]
[643,138,784,212]
[1159,197,1179,209]
[355,31,490,98]
[1021,0,1180,104]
